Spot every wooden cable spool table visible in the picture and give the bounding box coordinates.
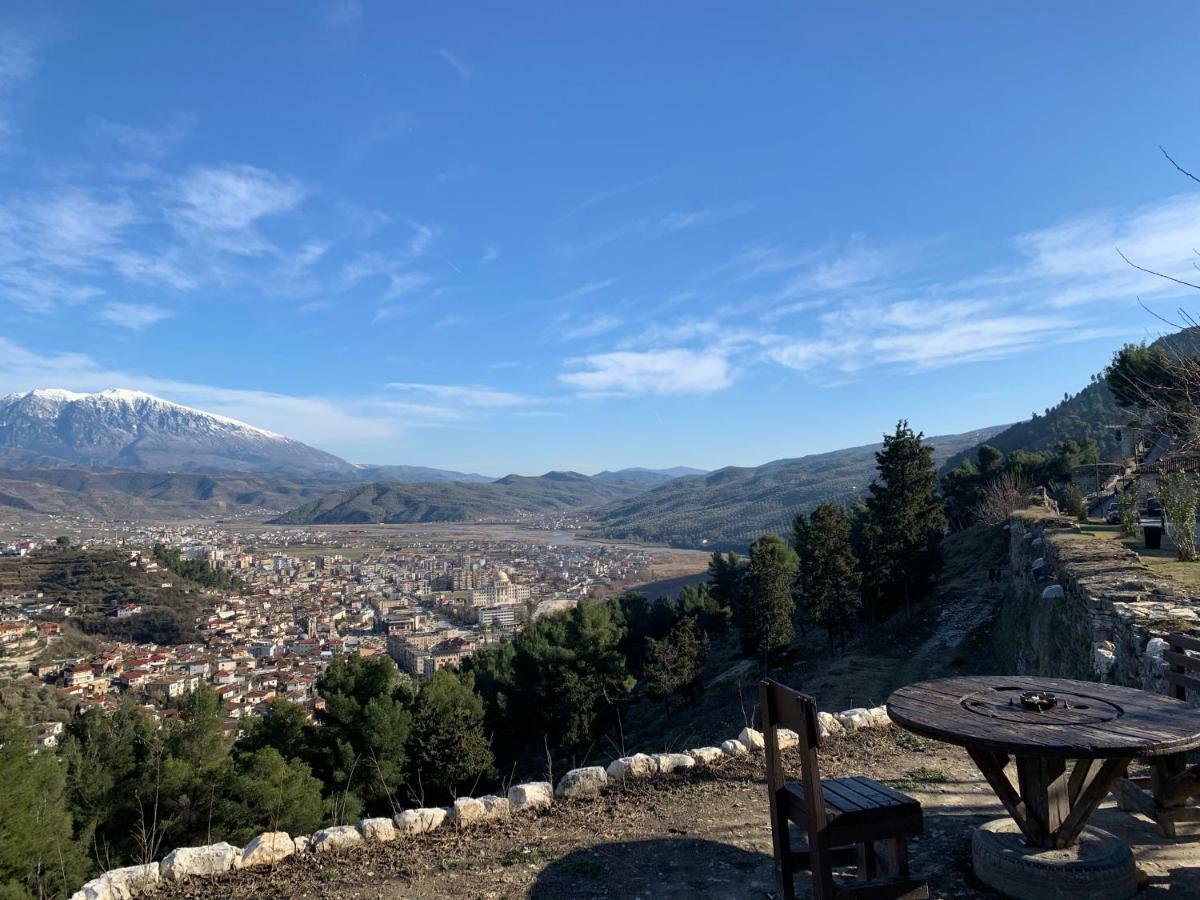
[886,676,1200,851]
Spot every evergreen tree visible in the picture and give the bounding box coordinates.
[706,551,744,608]
[237,698,314,763]
[794,503,860,647]
[740,533,799,664]
[407,669,494,803]
[312,655,414,819]
[222,748,324,844]
[0,717,88,899]
[859,421,946,618]
[643,616,709,702]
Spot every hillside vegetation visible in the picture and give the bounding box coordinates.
[941,378,1123,473]
[269,471,649,525]
[0,467,345,519]
[0,547,214,644]
[590,426,1005,550]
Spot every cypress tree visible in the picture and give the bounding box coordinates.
[859,421,946,618]
[741,533,800,665]
[794,503,860,648]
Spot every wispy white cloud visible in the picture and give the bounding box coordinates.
[95,302,173,330]
[559,174,663,222]
[387,382,537,407]
[436,48,472,82]
[561,348,731,395]
[91,113,196,161]
[481,244,499,265]
[167,164,306,254]
[325,0,363,28]
[0,29,38,145]
[545,278,618,305]
[563,314,623,340]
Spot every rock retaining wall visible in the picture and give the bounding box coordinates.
[68,703,894,899]
[1002,511,1200,694]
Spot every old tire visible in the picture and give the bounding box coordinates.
[972,818,1136,900]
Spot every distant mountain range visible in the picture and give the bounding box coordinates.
[587,426,1008,549]
[268,471,653,525]
[0,389,354,476]
[0,389,493,483]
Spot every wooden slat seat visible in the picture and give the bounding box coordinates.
[761,679,929,900]
[1117,631,1200,836]
[786,777,923,830]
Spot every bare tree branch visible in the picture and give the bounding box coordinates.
[1161,145,1200,186]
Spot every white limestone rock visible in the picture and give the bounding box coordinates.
[721,739,748,756]
[161,843,239,880]
[508,781,553,813]
[776,728,800,749]
[238,832,295,869]
[606,753,658,781]
[555,766,607,799]
[865,706,891,728]
[449,796,487,826]
[480,795,510,820]
[70,878,110,900]
[687,746,724,766]
[1094,646,1116,676]
[394,807,447,835]
[836,708,872,732]
[1041,584,1065,600]
[653,752,696,774]
[102,862,160,898]
[818,711,844,736]
[738,727,764,751]
[358,817,397,842]
[294,835,312,853]
[312,825,362,854]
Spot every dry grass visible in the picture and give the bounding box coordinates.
[1075,525,1200,588]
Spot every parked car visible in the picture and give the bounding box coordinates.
[1104,500,1121,524]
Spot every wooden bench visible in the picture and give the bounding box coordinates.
[760,679,928,899]
[1117,631,1200,836]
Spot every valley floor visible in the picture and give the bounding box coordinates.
[143,728,1200,900]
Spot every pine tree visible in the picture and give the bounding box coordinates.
[794,503,860,647]
[407,669,494,803]
[740,533,799,664]
[222,748,324,844]
[0,717,89,899]
[643,616,710,702]
[859,421,946,618]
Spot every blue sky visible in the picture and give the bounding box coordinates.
[3,2,1200,474]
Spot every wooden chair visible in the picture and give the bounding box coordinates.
[760,679,928,900]
[1117,631,1200,836]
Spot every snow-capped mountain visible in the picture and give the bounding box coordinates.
[0,388,358,476]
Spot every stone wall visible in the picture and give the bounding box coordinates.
[68,704,895,899]
[1002,510,1200,693]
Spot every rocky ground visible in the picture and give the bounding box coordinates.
[144,727,1200,900]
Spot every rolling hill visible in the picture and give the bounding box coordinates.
[269,471,653,525]
[589,426,1007,550]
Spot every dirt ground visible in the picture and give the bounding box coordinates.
[145,728,1200,900]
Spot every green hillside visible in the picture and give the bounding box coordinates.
[589,426,1006,550]
[269,471,648,525]
[0,547,217,644]
[939,379,1123,474]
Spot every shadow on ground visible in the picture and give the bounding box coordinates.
[529,837,776,900]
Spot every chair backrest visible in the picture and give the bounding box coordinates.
[760,678,826,829]
[1166,632,1200,702]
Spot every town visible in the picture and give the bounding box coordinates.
[0,521,687,745]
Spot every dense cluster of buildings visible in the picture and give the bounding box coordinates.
[0,523,657,732]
